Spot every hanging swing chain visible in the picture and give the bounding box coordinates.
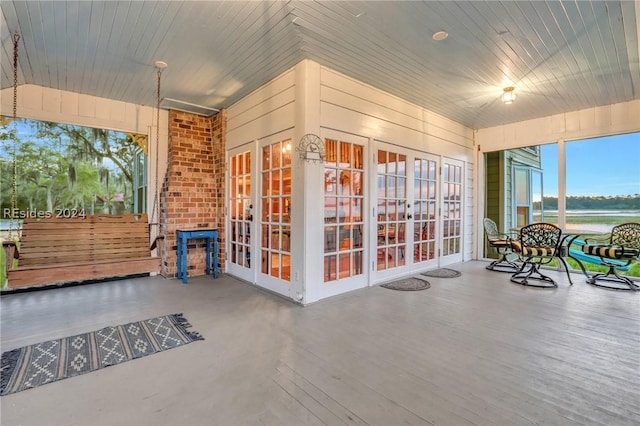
[150,67,162,230]
[8,32,20,241]
[12,33,19,119]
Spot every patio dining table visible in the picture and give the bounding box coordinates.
[561,229,609,280]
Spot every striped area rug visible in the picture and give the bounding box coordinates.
[1,313,203,396]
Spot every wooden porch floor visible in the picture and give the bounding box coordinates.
[1,261,638,425]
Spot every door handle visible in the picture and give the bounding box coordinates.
[407,214,413,220]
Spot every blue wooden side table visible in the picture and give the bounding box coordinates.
[176,229,219,283]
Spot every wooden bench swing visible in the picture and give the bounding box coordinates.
[3,214,163,289]
[1,33,164,290]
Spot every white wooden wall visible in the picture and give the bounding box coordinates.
[0,84,169,242]
[319,67,474,158]
[226,68,296,148]
[476,99,640,152]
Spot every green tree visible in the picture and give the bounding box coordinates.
[2,117,142,215]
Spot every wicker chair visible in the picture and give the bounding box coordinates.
[510,223,571,288]
[582,222,640,291]
[483,218,519,272]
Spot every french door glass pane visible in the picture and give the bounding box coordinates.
[261,140,292,281]
[324,139,364,282]
[413,158,437,262]
[376,150,407,271]
[229,151,251,268]
[443,162,462,256]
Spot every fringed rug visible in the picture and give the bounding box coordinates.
[1,313,203,396]
[421,268,462,278]
[381,277,430,291]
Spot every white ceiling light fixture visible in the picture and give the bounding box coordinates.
[432,31,448,41]
[502,86,516,104]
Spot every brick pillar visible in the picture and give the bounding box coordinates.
[160,110,226,278]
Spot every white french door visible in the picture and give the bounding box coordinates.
[373,144,441,282]
[412,155,439,268]
[227,136,294,298]
[319,131,368,299]
[440,158,464,265]
[257,137,292,297]
[227,146,255,282]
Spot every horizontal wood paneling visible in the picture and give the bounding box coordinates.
[320,67,473,147]
[226,87,295,135]
[477,99,640,152]
[0,84,157,135]
[227,68,295,121]
[320,102,473,161]
[226,103,296,148]
[226,68,297,147]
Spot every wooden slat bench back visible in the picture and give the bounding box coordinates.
[4,213,162,289]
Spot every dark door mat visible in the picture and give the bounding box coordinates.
[381,277,430,291]
[421,268,461,278]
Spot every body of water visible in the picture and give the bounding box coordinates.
[543,210,639,233]
[545,210,640,217]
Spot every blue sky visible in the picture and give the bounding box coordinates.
[540,132,640,197]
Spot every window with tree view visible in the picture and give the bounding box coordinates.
[1,116,147,224]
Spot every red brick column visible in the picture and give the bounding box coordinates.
[160,110,226,278]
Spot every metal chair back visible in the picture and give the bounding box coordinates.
[519,222,562,255]
[611,222,640,250]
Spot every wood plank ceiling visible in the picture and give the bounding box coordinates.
[1,0,639,129]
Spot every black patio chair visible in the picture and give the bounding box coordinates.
[483,218,519,272]
[510,223,571,288]
[582,222,640,291]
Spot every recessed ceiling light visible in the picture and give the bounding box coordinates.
[432,31,448,41]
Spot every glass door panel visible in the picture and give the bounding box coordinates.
[441,159,463,264]
[413,157,437,264]
[324,139,364,282]
[376,149,408,271]
[260,139,292,283]
[227,148,254,282]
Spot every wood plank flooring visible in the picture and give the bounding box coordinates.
[1,261,638,426]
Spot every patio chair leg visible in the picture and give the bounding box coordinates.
[486,254,520,273]
[556,256,574,285]
[510,261,558,288]
[587,266,640,291]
